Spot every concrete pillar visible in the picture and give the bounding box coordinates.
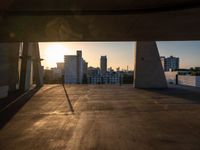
[0,46,10,96]
[134,41,167,88]
[19,42,43,92]
[32,42,43,87]
[8,44,20,91]
[19,42,32,92]
[0,42,42,97]
[0,43,20,98]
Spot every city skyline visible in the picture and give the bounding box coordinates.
[39,41,200,70]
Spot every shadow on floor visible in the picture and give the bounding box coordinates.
[0,87,41,129]
[146,85,200,103]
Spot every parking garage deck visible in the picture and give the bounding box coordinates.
[0,85,200,150]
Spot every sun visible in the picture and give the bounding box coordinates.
[43,43,68,68]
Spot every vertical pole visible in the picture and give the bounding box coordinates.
[62,76,74,113]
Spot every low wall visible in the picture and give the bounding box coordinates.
[165,72,200,87]
[165,72,177,84]
[178,75,200,87]
[195,76,200,87]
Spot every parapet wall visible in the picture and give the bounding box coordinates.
[178,75,200,87]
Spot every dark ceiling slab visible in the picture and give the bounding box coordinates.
[0,0,200,41]
[1,0,198,11]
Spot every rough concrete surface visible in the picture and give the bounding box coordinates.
[0,84,200,150]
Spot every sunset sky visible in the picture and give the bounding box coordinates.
[39,41,200,70]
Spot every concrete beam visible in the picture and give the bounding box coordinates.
[0,8,200,41]
[134,41,167,88]
[0,1,200,41]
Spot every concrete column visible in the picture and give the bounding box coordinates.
[19,42,32,92]
[0,43,20,98]
[8,44,20,91]
[134,41,167,88]
[32,42,43,87]
[0,45,10,97]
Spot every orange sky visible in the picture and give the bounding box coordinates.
[39,41,200,70]
[39,42,135,70]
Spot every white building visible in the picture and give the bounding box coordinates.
[64,51,87,84]
[88,72,123,84]
[161,56,179,71]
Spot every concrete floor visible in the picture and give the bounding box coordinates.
[0,84,200,150]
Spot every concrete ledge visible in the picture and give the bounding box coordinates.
[0,86,9,99]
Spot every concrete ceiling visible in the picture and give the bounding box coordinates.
[0,0,200,42]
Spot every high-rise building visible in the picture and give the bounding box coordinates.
[64,55,77,83]
[100,56,107,75]
[161,56,179,71]
[64,51,88,84]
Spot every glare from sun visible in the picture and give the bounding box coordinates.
[44,43,68,68]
